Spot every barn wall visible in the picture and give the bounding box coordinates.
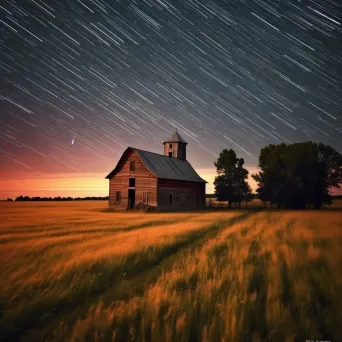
[109,150,157,210]
[157,179,205,211]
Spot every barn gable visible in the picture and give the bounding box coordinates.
[105,147,154,180]
[107,148,157,209]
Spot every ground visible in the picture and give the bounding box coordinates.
[0,201,341,341]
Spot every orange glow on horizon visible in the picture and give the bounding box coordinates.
[0,172,109,200]
[1,168,340,200]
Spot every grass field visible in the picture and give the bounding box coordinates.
[1,201,342,342]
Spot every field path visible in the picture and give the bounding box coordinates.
[1,209,260,342]
[58,210,342,342]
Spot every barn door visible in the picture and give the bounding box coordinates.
[128,189,135,209]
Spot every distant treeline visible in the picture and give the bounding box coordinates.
[205,193,258,199]
[4,194,341,202]
[6,196,109,202]
[205,193,342,200]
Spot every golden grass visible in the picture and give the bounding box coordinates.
[0,201,246,341]
[61,211,342,342]
[0,200,341,341]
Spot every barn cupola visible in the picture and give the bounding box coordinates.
[163,128,188,160]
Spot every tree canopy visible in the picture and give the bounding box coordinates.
[252,142,342,209]
[214,149,252,207]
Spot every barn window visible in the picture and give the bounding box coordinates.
[169,193,173,205]
[143,191,148,204]
[129,160,135,172]
[116,191,121,203]
[169,144,172,148]
[129,178,135,187]
[169,152,173,157]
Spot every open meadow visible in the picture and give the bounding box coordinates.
[1,201,342,341]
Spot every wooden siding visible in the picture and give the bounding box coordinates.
[157,179,205,211]
[164,142,186,160]
[109,150,157,210]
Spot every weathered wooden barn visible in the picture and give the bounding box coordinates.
[105,129,207,211]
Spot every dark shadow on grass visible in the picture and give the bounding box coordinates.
[312,239,330,250]
[279,252,339,342]
[242,239,271,342]
[308,257,336,342]
[279,252,309,342]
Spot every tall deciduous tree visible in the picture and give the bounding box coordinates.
[214,149,251,207]
[235,158,252,206]
[252,142,342,209]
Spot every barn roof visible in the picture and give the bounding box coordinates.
[163,129,188,144]
[105,147,207,183]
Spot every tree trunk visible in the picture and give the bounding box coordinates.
[228,200,232,208]
[314,201,322,209]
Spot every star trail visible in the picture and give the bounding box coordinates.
[0,0,342,197]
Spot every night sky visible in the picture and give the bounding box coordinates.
[0,0,342,198]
